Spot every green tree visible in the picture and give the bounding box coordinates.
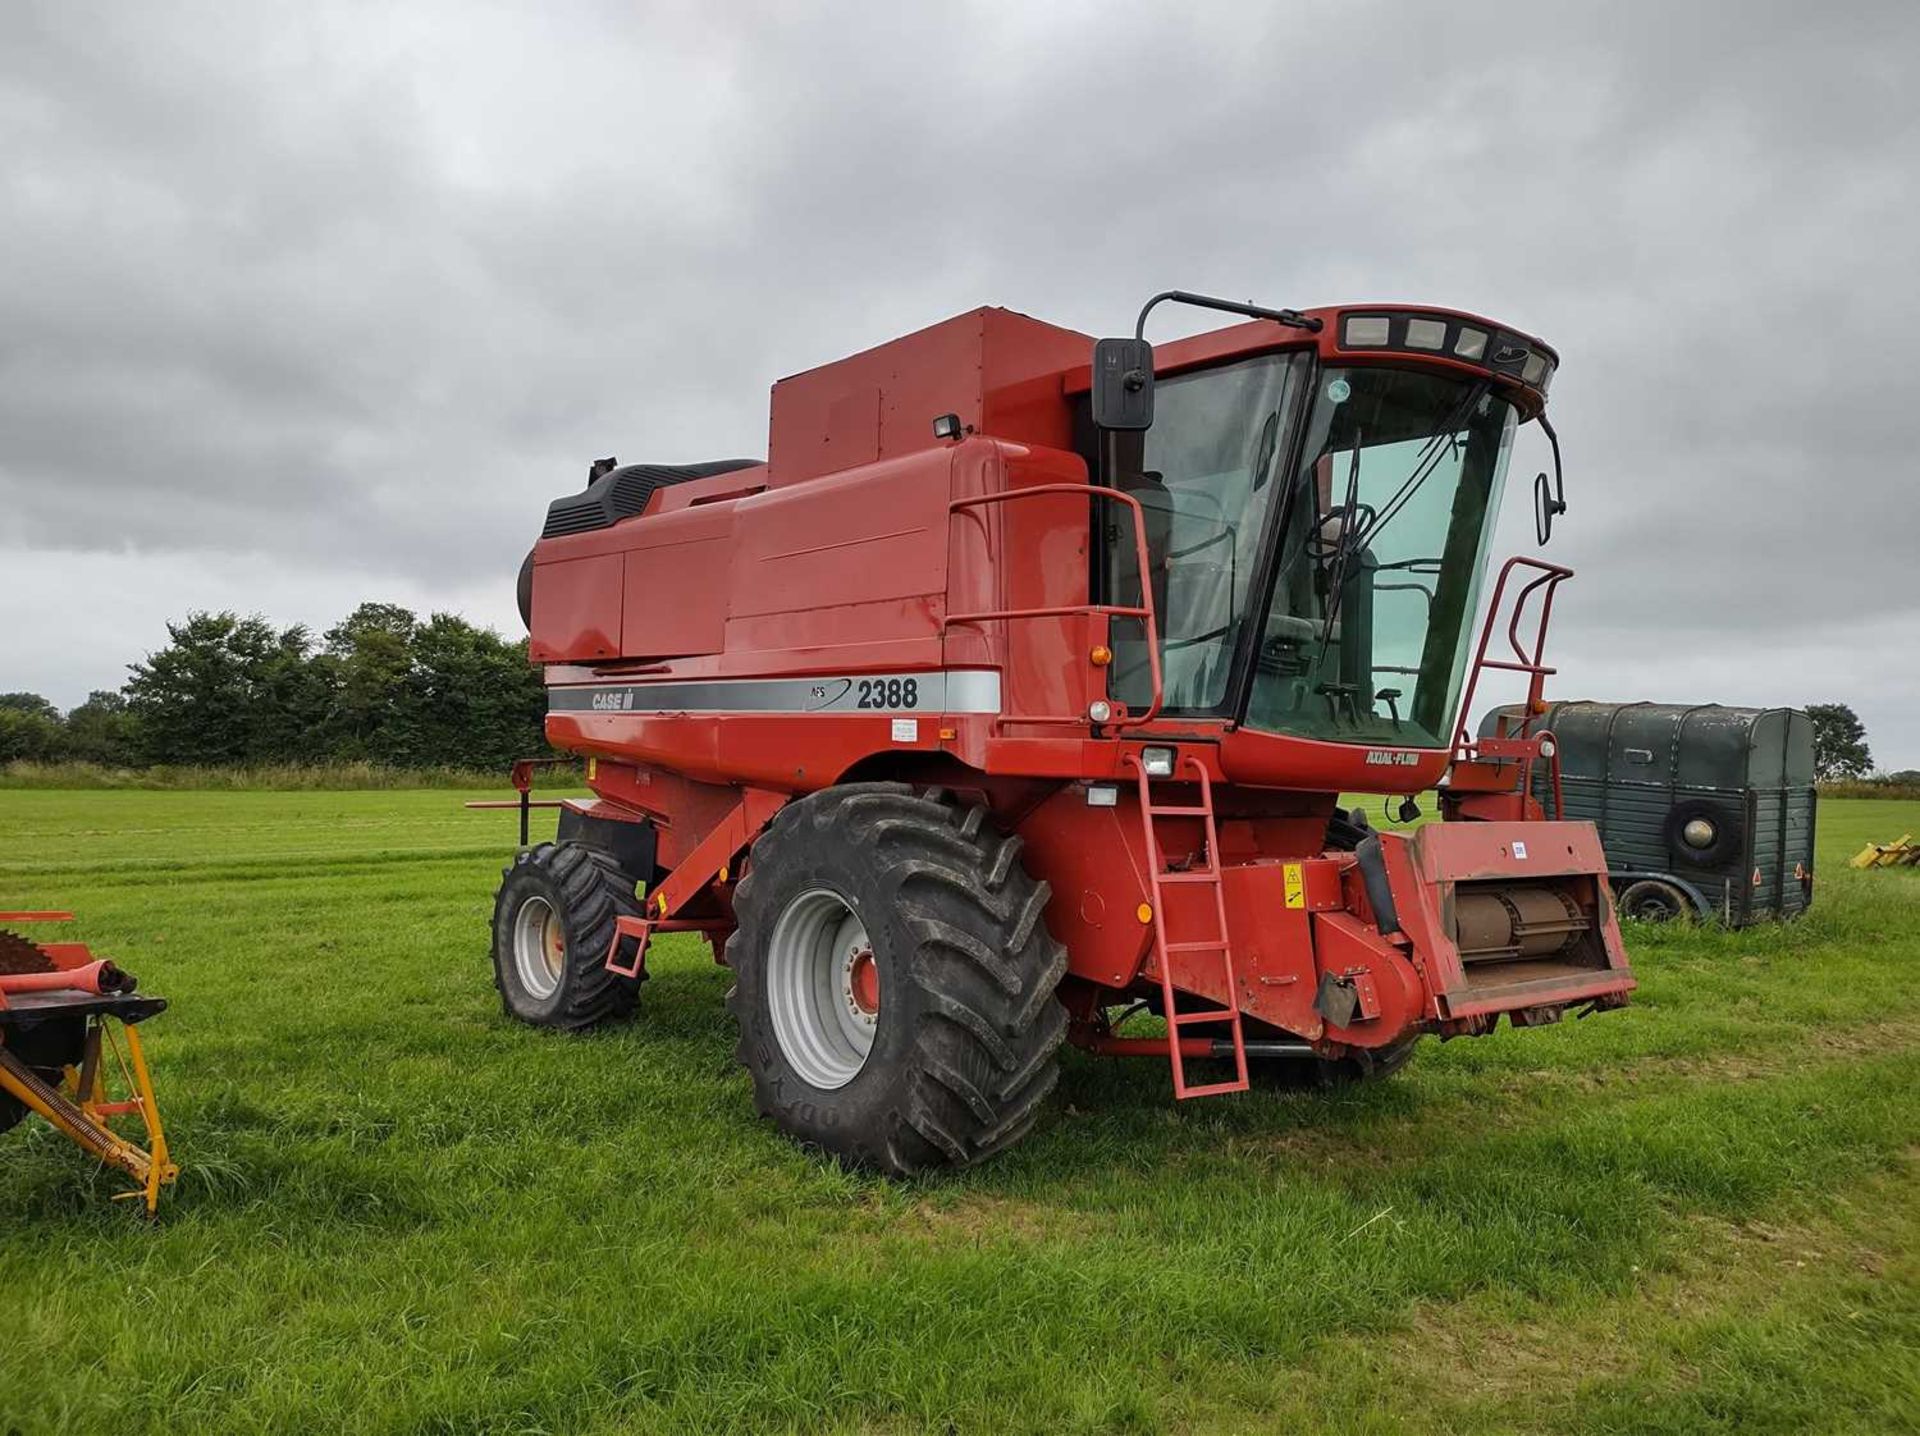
[397,613,547,769]
[63,690,142,765]
[0,692,60,721]
[244,625,334,762]
[126,612,284,764]
[1806,702,1872,782]
[0,696,66,763]
[322,603,418,761]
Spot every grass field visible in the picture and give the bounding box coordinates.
[2,791,1916,1434]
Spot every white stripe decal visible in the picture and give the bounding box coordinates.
[549,670,1001,716]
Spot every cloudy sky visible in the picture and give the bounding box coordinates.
[3,1,1916,765]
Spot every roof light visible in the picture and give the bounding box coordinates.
[1404,317,1447,350]
[1334,310,1555,394]
[1343,316,1391,346]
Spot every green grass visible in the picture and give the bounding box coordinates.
[1,791,1916,1435]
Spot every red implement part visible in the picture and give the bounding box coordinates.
[603,786,786,979]
[0,960,133,997]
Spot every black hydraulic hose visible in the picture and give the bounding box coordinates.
[1354,834,1402,937]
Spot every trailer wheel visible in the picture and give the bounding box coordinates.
[491,841,642,1030]
[1617,878,1693,923]
[727,783,1068,1175]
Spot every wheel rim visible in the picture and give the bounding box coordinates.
[1631,889,1680,921]
[512,895,566,1000]
[766,887,878,1090]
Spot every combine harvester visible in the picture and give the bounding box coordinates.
[0,912,177,1211]
[490,290,1637,1172]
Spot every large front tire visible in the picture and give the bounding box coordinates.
[491,842,642,1030]
[727,784,1068,1175]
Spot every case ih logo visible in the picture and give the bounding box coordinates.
[1364,750,1420,767]
[590,689,634,712]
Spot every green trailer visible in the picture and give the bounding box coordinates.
[1481,701,1816,925]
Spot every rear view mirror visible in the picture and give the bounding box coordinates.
[1533,469,1566,545]
[1092,337,1155,431]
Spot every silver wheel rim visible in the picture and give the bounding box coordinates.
[512,894,566,1000]
[766,887,878,1090]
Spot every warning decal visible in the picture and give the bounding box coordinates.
[1283,862,1305,909]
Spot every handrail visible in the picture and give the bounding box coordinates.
[1450,556,1573,817]
[945,483,1166,729]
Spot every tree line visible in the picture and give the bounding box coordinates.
[0,616,1901,783]
[0,604,547,772]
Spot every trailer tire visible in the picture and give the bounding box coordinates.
[1617,878,1693,923]
[727,783,1068,1176]
[491,841,643,1030]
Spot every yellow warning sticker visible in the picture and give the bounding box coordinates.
[1283,862,1305,909]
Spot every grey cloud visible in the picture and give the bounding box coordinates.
[3,0,1918,760]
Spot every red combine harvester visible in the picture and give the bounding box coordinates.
[492,291,1634,1173]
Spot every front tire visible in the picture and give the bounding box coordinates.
[491,842,642,1030]
[727,784,1068,1175]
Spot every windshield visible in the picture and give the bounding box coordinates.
[1105,352,1309,710]
[1247,365,1517,747]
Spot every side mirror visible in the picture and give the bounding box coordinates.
[1533,470,1567,546]
[1092,337,1155,431]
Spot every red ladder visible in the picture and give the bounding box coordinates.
[1127,754,1249,1098]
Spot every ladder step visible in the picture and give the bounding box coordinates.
[1172,1010,1241,1027]
[1155,870,1220,884]
[1178,1077,1252,1098]
[1163,939,1227,953]
[1148,805,1211,817]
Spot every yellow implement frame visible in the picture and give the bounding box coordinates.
[1849,834,1920,869]
[0,1017,177,1213]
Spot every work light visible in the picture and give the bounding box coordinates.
[1140,746,1177,777]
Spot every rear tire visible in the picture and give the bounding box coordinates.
[728,784,1068,1175]
[1618,878,1693,923]
[491,841,643,1030]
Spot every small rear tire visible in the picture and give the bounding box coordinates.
[1617,878,1693,924]
[491,841,643,1030]
[727,784,1068,1176]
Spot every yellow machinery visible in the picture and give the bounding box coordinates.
[1848,835,1920,869]
[0,912,176,1213]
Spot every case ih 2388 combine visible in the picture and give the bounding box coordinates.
[493,291,1636,1173]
